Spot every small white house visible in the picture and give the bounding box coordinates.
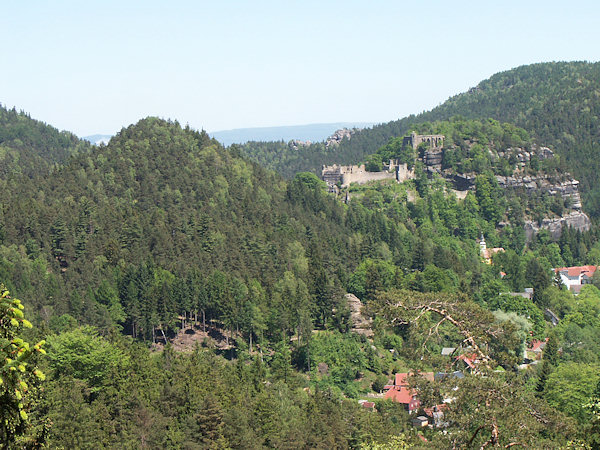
[554,265,598,293]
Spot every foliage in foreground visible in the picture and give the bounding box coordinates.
[0,284,46,447]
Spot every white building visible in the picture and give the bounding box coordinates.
[554,265,598,293]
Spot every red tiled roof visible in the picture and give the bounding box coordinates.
[556,265,598,278]
[362,401,375,409]
[482,247,504,260]
[530,338,548,352]
[384,386,420,411]
[455,353,478,369]
[395,373,409,386]
[421,372,435,382]
[384,386,413,404]
[423,404,448,417]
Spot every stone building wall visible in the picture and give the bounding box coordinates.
[341,165,397,186]
[321,161,415,190]
[402,132,445,150]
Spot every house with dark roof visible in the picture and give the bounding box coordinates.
[544,308,560,326]
[412,416,429,427]
[434,371,465,382]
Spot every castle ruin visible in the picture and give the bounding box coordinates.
[402,132,444,150]
[321,133,445,191]
[321,160,414,192]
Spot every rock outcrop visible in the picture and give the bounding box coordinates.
[326,128,356,147]
[322,132,589,242]
[423,150,443,169]
[345,293,373,337]
[289,139,311,150]
[524,211,591,241]
[495,175,582,210]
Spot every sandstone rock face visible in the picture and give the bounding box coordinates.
[423,150,443,168]
[450,173,583,212]
[524,211,591,241]
[288,139,311,150]
[495,176,582,210]
[326,128,356,147]
[345,293,373,337]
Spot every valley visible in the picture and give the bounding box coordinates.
[2,62,600,448]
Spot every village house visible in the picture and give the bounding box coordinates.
[358,400,376,411]
[530,338,547,354]
[412,416,429,428]
[479,234,504,264]
[454,353,481,374]
[423,404,448,428]
[526,338,548,361]
[383,372,434,413]
[434,371,465,382]
[554,265,598,293]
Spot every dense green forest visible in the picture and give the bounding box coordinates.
[0,104,91,178]
[240,62,600,216]
[2,66,600,447]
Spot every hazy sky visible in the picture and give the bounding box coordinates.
[2,1,599,136]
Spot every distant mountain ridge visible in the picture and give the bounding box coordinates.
[209,122,374,146]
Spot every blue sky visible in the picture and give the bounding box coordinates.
[2,1,599,136]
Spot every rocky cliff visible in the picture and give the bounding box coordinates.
[495,175,583,210]
[326,128,358,147]
[524,211,591,241]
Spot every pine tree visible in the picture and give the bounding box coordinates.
[535,361,551,396]
[193,394,227,448]
[544,334,559,367]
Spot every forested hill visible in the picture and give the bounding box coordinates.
[239,62,600,214]
[0,117,357,336]
[420,61,600,213]
[0,104,91,177]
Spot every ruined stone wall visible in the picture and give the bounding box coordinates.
[321,161,415,188]
[396,163,414,182]
[341,165,397,187]
[321,164,344,186]
[403,132,445,150]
